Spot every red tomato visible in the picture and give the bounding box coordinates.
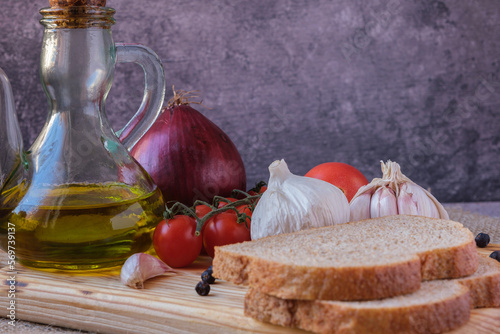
[203,212,251,258]
[217,197,237,208]
[153,215,202,268]
[195,204,212,218]
[305,162,369,202]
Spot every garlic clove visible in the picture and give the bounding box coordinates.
[350,192,372,222]
[379,187,399,217]
[369,188,381,218]
[370,186,398,218]
[350,179,387,203]
[120,253,174,289]
[397,183,419,215]
[402,183,440,218]
[428,201,440,218]
[419,186,450,220]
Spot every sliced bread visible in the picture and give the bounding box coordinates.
[213,215,478,301]
[244,255,500,334]
[245,281,470,334]
[459,254,500,308]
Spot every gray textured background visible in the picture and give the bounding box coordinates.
[0,0,499,202]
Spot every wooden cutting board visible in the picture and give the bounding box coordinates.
[0,246,499,334]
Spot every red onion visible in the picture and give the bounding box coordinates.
[120,89,246,206]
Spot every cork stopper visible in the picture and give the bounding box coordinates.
[49,0,106,7]
[41,0,114,28]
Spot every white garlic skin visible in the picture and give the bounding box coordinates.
[349,161,449,222]
[120,253,173,289]
[251,159,350,240]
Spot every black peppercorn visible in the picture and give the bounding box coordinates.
[195,281,210,296]
[475,233,490,248]
[490,251,500,262]
[201,266,216,284]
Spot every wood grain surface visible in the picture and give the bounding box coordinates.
[0,246,499,334]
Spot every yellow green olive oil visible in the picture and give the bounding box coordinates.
[0,183,164,270]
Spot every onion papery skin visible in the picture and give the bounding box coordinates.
[124,105,246,206]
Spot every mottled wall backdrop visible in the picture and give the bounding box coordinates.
[0,0,499,202]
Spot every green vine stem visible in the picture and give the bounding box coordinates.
[163,202,197,221]
[249,181,267,193]
[193,194,261,235]
[162,187,265,236]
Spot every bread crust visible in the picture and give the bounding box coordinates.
[457,254,500,308]
[248,256,422,300]
[245,284,471,334]
[243,255,500,334]
[418,238,479,280]
[213,216,478,301]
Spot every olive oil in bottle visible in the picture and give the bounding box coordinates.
[0,183,164,270]
[0,1,167,271]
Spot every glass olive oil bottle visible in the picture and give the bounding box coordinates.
[0,0,166,270]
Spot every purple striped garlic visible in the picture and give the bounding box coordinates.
[349,161,449,222]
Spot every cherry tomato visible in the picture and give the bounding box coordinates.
[218,201,252,227]
[153,215,202,268]
[305,162,369,202]
[203,212,251,258]
[195,204,212,218]
[217,197,237,208]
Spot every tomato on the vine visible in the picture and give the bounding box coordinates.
[216,199,252,227]
[305,162,368,202]
[153,215,202,268]
[203,212,251,258]
[195,204,212,218]
[217,198,237,208]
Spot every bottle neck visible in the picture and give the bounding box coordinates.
[40,6,115,29]
[40,28,115,116]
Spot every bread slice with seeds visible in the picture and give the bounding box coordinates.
[243,255,500,334]
[213,215,478,301]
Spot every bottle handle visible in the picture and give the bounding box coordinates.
[0,68,23,182]
[115,43,166,151]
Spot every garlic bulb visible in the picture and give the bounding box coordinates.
[350,161,449,221]
[120,253,174,289]
[251,159,350,240]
